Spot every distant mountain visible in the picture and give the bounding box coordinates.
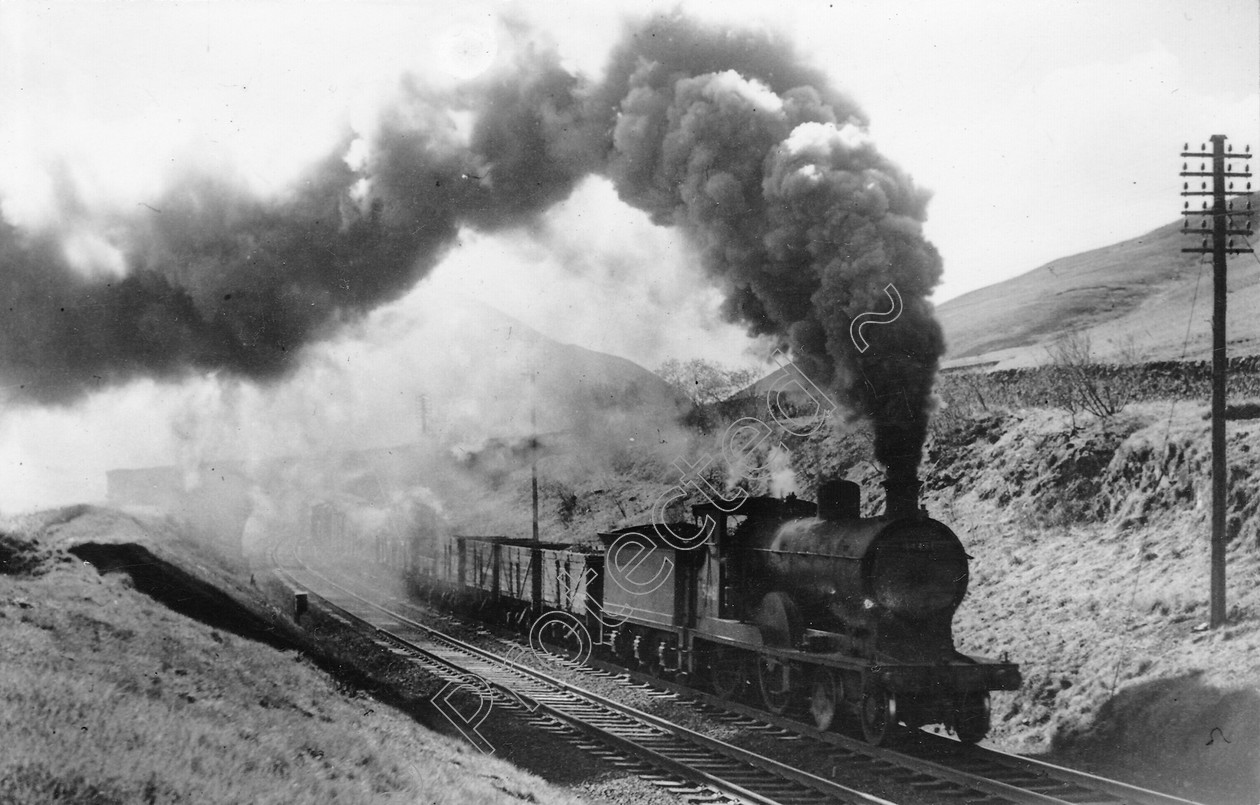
[431,296,688,427]
[936,194,1260,369]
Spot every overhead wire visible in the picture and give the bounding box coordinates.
[1160,251,1211,448]
[1110,249,1212,697]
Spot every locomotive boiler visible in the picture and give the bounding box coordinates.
[734,479,971,661]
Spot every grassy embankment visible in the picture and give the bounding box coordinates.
[788,398,1260,804]
[0,506,588,805]
[932,404,1259,804]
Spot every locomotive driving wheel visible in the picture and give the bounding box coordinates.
[953,691,991,744]
[757,655,793,715]
[860,686,897,746]
[809,669,842,731]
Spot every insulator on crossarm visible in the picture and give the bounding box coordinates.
[1202,143,1207,151]
[1202,182,1207,189]
[1184,142,1189,151]
[1228,143,1234,153]
[1202,219,1209,229]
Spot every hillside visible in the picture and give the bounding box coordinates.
[930,405,1260,804]
[425,297,687,430]
[937,195,1260,368]
[0,507,590,804]
[767,401,1260,804]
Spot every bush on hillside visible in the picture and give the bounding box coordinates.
[1046,333,1136,425]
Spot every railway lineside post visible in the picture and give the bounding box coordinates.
[530,372,544,616]
[1180,135,1254,628]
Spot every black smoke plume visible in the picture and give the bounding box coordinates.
[0,44,597,405]
[0,13,944,483]
[597,14,944,484]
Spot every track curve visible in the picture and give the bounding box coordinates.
[276,554,898,805]
[273,545,1207,805]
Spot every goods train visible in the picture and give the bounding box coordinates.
[375,476,1021,746]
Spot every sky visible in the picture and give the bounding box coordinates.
[0,0,1257,510]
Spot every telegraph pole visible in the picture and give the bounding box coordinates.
[1180,136,1254,628]
[529,370,542,612]
[531,393,540,545]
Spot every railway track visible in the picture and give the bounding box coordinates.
[435,613,1206,805]
[583,663,1203,805]
[277,553,1206,805]
[276,557,898,805]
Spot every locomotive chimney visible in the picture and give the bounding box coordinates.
[817,478,861,520]
[883,474,922,519]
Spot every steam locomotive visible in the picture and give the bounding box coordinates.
[402,477,1021,745]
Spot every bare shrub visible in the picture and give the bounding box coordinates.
[1046,332,1135,425]
[539,479,583,526]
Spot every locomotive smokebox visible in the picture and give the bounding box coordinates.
[816,478,861,520]
[883,475,922,519]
